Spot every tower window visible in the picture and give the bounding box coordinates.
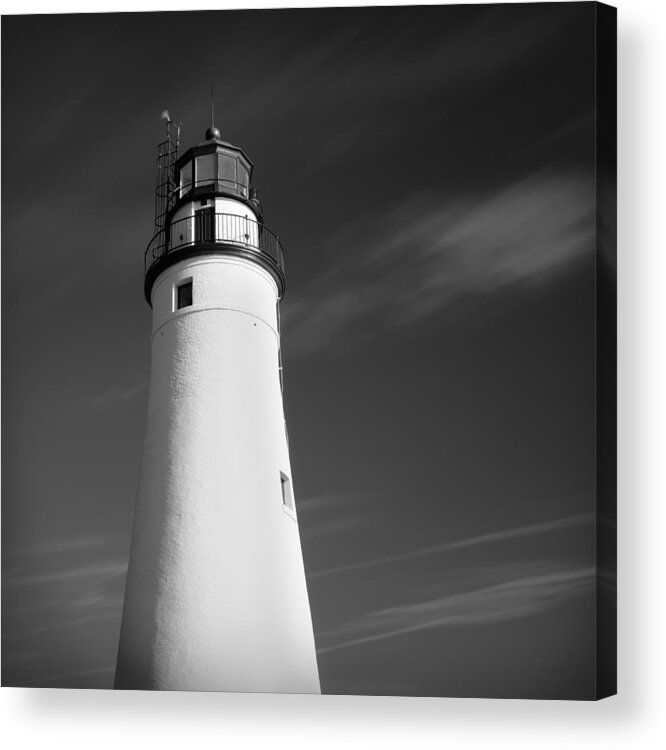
[177,281,193,309]
[280,472,294,514]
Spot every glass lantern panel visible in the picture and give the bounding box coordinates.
[180,161,192,197]
[237,164,249,198]
[195,154,216,188]
[218,154,237,193]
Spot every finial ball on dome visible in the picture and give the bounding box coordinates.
[205,126,221,141]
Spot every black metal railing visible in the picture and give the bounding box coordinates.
[144,212,284,277]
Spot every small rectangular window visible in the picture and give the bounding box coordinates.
[280,472,294,513]
[177,281,193,309]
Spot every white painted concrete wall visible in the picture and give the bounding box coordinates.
[172,197,258,224]
[115,255,320,693]
[171,199,260,252]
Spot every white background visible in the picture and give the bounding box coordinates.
[1,0,664,747]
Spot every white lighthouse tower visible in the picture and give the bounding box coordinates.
[115,117,320,693]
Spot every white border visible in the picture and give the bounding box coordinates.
[2,0,665,748]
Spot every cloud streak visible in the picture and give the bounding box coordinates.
[81,381,148,411]
[3,560,127,591]
[2,534,126,687]
[309,512,594,579]
[28,666,116,686]
[282,169,594,355]
[317,564,595,654]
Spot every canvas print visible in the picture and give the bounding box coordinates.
[1,3,616,699]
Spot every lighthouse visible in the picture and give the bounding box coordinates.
[114,116,321,693]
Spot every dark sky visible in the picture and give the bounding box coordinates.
[2,4,602,697]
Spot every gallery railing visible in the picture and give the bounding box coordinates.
[145,212,284,277]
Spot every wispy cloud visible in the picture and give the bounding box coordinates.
[21,534,112,557]
[296,492,370,512]
[2,534,126,687]
[13,612,124,640]
[279,6,574,183]
[28,666,116,686]
[297,493,376,541]
[81,380,148,411]
[4,559,127,591]
[282,169,594,355]
[317,564,595,654]
[309,512,594,579]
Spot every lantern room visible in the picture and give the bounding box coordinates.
[174,126,254,203]
[144,124,284,305]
